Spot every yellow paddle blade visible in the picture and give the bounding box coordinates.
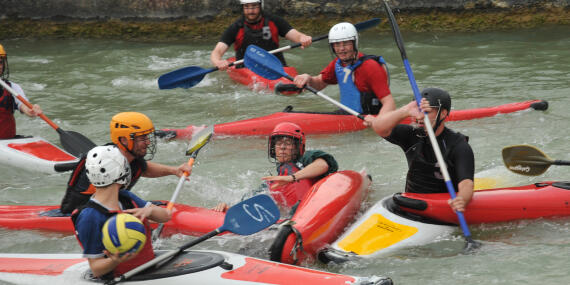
[186,126,214,155]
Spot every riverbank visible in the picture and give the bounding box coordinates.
[1,8,568,41]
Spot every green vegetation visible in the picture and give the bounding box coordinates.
[1,8,568,41]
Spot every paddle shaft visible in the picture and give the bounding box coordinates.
[152,146,205,242]
[280,74,365,120]
[0,79,60,130]
[383,1,475,242]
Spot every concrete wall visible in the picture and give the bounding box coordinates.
[1,0,568,20]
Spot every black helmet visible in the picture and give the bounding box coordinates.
[421,88,451,112]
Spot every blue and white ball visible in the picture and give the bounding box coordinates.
[102,213,146,255]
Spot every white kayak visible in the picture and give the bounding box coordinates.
[318,196,455,263]
[0,136,78,174]
[0,250,392,285]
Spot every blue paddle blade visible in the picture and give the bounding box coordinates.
[220,194,280,235]
[158,66,216,89]
[244,45,288,80]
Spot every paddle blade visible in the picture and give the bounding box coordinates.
[158,66,216,89]
[354,18,381,31]
[220,194,280,235]
[502,145,553,176]
[58,129,96,157]
[186,126,214,155]
[244,45,288,80]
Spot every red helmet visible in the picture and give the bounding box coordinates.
[268,122,306,160]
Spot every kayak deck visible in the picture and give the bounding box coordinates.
[157,99,548,140]
[0,136,78,174]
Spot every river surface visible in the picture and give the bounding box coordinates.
[1,25,569,284]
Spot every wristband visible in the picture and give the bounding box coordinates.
[291,174,297,182]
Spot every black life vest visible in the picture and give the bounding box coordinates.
[404,128,468,194]
[60,147,147,214]
[235,17,285,65]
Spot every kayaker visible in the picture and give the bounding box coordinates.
[213,122,338,211]
[371,88,475,212]
[60,112,193,214]
[0,43,43,139]
[210,0,312,70]
[292,22,396,121]
[72,145,171,279]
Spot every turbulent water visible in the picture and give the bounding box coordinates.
[1,25,569,284]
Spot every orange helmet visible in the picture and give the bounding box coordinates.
[0,44,8,80]
[110,112,156,160]
[268,122,306,161]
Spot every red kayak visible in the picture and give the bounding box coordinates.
[269,170,371,265]
[0,170,367,246]
[0,203,224,236]
[226,57,300,94]
[157,99,548,140]
[393,181,570,225]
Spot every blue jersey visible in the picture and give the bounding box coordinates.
[74,190,149,258]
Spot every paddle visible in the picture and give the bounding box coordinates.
[382,1,480,252]
[0,79,95,157]
[151,126,214,243]
[244,44,365,120]
[107,194,279,284]
[157,18,381,90]
[502,145,570,176]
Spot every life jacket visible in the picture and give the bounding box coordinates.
[0,81,16,139]
[60,148,146,214]
[270,161,315,207]
[334,55,388,115]
[71,191,154,279]
[235,16,285,65]
[404,128,469,194]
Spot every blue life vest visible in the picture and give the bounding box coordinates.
[334,55,388,115]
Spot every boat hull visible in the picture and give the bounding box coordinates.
[157,100,548,140]
[395,181,570,225]
[318,196,455,263]
[269,170,371,264]
[0,203,225,236]
[0,250,392,285]
[0,136,78,174]
[226,58,299,94]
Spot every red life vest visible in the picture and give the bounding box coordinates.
[270,162,315,207]
[71,193,155,278]
[0,81,16,139]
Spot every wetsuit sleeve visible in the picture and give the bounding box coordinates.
[320,59,338,84]
[358,60,391,100]
[300,150,339,175]
[220,20,241,46]
[75,209,106,259]
[384,124,417,151]
[266,14,293,37]
[450,141,475,182]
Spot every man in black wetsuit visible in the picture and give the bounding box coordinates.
[210,0,312,70]
[371,88,474,212]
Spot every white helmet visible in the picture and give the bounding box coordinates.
[328,22,359,48]
[240,0,261,4]
[85,145,131,188]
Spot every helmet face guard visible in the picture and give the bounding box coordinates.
[110,112,157,161]
[421,88,451,134]
[328,22,359,61]
[268,122,305,163]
